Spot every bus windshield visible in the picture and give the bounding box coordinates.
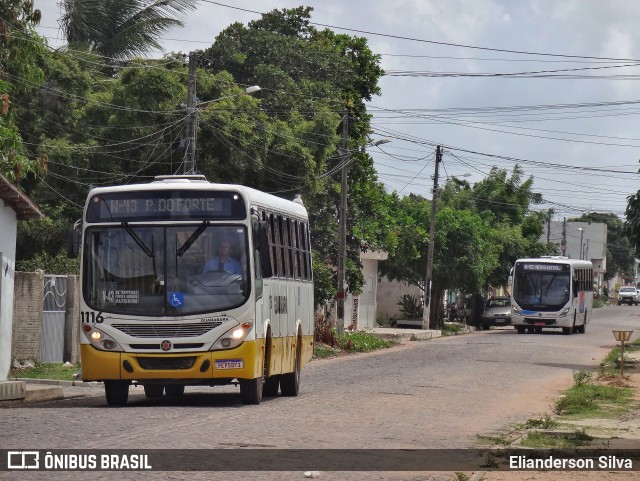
[513,265,571,310]
[83,224,249,316]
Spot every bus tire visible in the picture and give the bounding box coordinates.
[105,381,129,406]
[144,384,164,398]
[281,332,302,397]
[240,377,263,405]
[264,376,280,397]
[262,330,279,397]
[165,385,185,398]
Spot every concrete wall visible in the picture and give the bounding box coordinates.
[11,271,44,361]
[10,272,81,364]
[0,199,18,380]
[376,276,422,322]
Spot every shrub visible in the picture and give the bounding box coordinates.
[397,294,423,319]
[314,312,337,346]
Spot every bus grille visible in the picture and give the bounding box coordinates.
[137,357,196,370]
[112,322,222,338]
[524,318,556,326]
[129,343,204,350]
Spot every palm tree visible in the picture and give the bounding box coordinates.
[59,0,199,60]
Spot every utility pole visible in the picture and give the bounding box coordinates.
[422,145,442,330]
[561,217,567,256]
[336,110,349,335]
[184,51,198,174]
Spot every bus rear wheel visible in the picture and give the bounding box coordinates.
[165,385,185,398]
[105,381,129,406]
[144,384,164,398]
[281,333,302,397]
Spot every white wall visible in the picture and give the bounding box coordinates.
[0,199,18,380]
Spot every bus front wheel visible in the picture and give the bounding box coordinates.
[105,381,129,406]
[240,377,263,405]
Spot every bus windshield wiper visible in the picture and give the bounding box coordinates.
[121,222,154,258]
[177,221,209,257]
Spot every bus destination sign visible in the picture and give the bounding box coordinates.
[521,263,565,272]
[86,191,246,222]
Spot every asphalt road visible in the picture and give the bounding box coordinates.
[1,304,638,480]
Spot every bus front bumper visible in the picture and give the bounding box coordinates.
[80,340,264,382]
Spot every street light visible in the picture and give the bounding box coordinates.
[578,228,584,260]
[336,136,391,334]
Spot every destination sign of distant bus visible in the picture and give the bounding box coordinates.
[521,263,563,271]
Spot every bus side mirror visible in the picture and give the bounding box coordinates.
[258,221,273,278]
[508,275,513,286]
[67,219,81,258]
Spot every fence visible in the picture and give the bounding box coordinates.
[11,271,80,364]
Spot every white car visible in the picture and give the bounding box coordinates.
[617,286,639,305]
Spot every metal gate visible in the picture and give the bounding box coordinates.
[41,275,68,362]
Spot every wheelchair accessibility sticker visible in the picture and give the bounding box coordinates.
[169,292,184,308]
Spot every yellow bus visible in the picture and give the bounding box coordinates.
[69,175,314,405]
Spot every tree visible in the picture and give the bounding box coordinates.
[205,6,387,304]
[59,0,198,60]
[0,0,46,181]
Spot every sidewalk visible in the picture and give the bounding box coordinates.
[0,378,102,407]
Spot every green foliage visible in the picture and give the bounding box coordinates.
[573,370,592,387]
[60,0,199,60]
[312,254,336,309]
[519,430,593,448]
[553,382,633,416]
[396,294,423,319]
[10,361,81,381]
[524,414,558,429]
[314,313,337,347]
[337,331,396,352]
[0,0,46,181]
[16,251,79,275]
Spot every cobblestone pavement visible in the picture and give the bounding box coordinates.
[2,307,639,480]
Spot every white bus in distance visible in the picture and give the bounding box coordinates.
[509,256,593,335]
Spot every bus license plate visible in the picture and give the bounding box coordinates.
[215,360,243,370]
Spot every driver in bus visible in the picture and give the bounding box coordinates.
[203,239,243,275]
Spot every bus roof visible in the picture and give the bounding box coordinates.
[86,176,308,219]
[515,257,593,268]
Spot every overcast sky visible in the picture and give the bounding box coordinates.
[32,1,640,222]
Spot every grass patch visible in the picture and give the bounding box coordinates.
[553,381,634,417]
[440,323,465,336]
[599,338,640,376]
[520,429,593,448]
[10,361,80,381]
[337,331,397,352]
[313,344,341,359]
[524,414,559,430]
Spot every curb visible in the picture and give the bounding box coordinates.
[10,378,102,388]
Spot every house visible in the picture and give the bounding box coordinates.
[543,220,607,292]
[0,173,43,400]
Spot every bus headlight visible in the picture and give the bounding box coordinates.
[82,325,123,352]
[558,307,570,318]
[511,305,522,315]
[211,321,254,351]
